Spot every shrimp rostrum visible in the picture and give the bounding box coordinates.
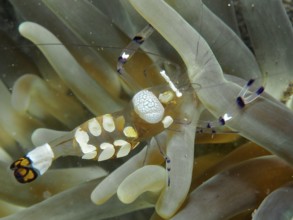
[10,80,193,183]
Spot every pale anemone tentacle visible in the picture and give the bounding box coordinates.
[31,128,69,146]
[166,0,263,81]
[252,182,293,220]
[0,200,24,217]
[90,1,139,35]
[0,178,156,220]
[91,140,163,205]
[155,98,199,218]
[0,80,42,149]
[191,142,271,190]
[13,0,124,98]
[240,0,293,101]
[0,125,21,159]
[128,0,293,166]
[172,156,293,219]
[11,74,88,128]
[117,165,166,204]
[198,0,240,32]
[18,21,125,115]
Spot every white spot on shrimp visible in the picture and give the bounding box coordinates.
[75,128,96,154]
[132,90,164,123]
[162,115,174,128]
[114,139,131,158]
[88,118,102,136]
[98,142,115,161]
[102,114,115,132]
[75,127,89,145]
[121,52,130,60]
[223,113,233,122]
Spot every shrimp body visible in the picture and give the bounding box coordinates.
[73,87,178,161]
[10,84,185,183]
[9,19,265,183]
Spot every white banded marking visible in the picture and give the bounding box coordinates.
[98,142,115,161]
[114,139,131,158]
[160,70,182,97]
[75,128,96,154]
[75,127,89,145]
[27,143,54,175]
[102,114,115,132]
[88,118,102,136]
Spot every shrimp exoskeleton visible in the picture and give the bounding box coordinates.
[10,81,196,183]
[10,21,265,184]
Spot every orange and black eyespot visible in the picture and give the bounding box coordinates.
[13,167,38,183]
[10,157,32,170]
[10,157,38,184]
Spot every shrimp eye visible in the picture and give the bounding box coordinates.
[10,157,38,183]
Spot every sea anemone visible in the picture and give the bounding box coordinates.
[0,0,292,219]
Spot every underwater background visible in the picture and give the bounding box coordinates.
[0,0,293,219]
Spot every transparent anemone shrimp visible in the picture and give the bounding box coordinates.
[10,23,265,184]
[10,81,193,183]
[9,23,196,183]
